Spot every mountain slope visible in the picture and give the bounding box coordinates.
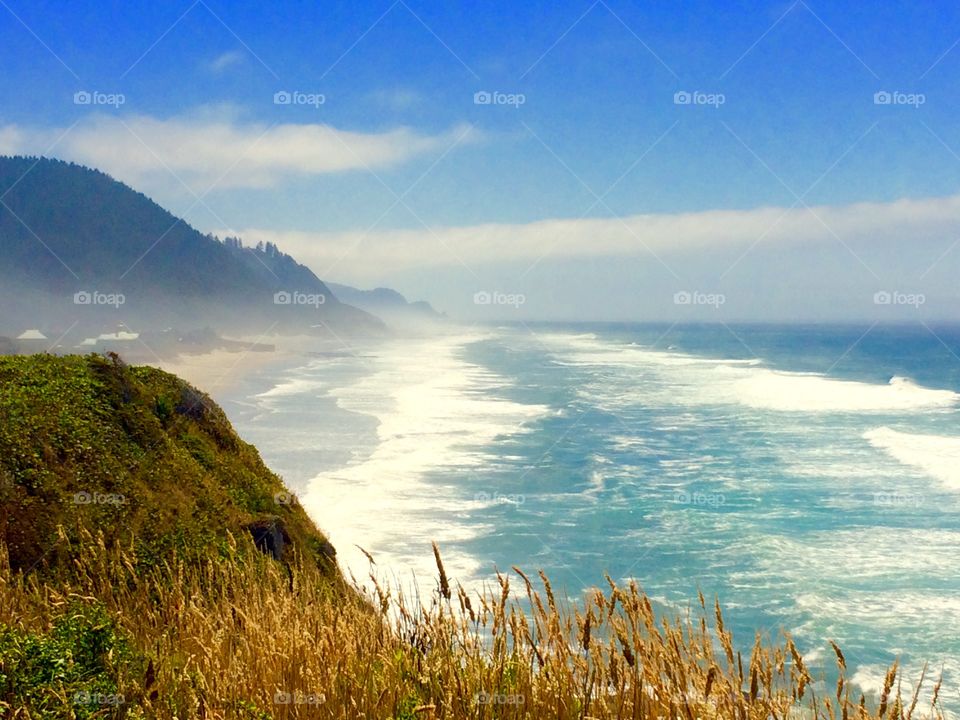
[0,156,383,336]
[327,282,447,331]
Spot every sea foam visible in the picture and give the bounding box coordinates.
[299,333,549,594]
[546,332,958,413]
[865,426,960,490]
[729,372,958,412]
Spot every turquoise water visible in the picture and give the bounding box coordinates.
[225,324,960,710]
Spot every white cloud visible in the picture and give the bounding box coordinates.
[231,193,960,283]
[0,111,478,192]
[207,50,245,74]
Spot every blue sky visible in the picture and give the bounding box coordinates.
[3,0,960,320]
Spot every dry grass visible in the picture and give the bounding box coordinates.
[0,529,946,719]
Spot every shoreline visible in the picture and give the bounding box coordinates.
[149,347,300,400]
[142,333,380,400]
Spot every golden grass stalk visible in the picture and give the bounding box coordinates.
[0,533,947,720]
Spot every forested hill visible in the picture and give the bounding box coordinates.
[0,156,382,335]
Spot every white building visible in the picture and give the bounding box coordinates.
[16,329,47,341]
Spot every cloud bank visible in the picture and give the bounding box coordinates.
[0,111,477,192]
[232,193,960,283]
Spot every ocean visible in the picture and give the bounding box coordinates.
[222,323,960,710]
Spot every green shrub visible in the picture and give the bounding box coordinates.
[0,600,143,718]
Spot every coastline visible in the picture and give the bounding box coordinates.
[142,333,368,401]
[150,347,298,399]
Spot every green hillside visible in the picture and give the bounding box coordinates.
[0,353,337,577]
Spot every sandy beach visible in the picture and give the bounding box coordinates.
[150,347,297,398]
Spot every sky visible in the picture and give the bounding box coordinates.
[2,0,960,321]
